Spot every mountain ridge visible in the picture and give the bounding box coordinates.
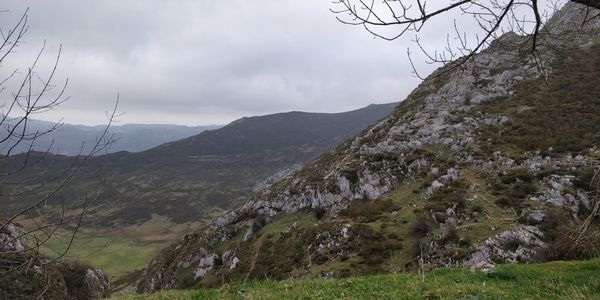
[0,117,222,156]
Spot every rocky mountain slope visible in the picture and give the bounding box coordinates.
[137,3,600,293]
[0,103,397,227]
[0,118,221,156]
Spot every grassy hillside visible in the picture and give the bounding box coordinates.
[117,258,600,299]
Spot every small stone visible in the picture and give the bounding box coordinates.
[470,261,496,274]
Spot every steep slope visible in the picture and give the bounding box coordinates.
[0,118,221,156]
[0,103,397,227]
[137,3,600,293]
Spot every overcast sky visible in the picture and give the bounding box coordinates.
[0,1,558,126]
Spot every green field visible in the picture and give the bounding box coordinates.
[117,259,600,299]
[28,215,206,278]
[42,231,170,278]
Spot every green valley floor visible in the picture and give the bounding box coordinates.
[116,258,600,299]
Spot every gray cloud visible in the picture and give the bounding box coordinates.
[1,1,554,126]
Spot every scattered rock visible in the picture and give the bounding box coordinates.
[470,261,496,274]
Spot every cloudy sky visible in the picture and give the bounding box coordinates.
[0,1,557,126]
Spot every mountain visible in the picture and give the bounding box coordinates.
[0,118,222,156]
[0,103,398,227]
[137,3,600,293]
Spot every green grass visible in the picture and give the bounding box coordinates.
[41,230,171,278]
[116,258,600,299]
[22,214,207,279]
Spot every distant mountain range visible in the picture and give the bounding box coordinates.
[0,103,398,227]
[0,118,222,156]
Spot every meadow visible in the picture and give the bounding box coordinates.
[32,215,205,278]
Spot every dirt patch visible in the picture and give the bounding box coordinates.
[137,234,179,242]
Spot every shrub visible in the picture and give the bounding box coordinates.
[538,208,571,242]
[572,167,597,191]
[502,236,523,252]
[251,216,267,233]
[313,207,326,220]
[313,253,328,265]
[411,215,431,238]
[539,228,600,262]
[470,204,484,214]
[340,168,360,190]
[535,207,600,262]
[342,199,399,223]
[426,179,470,213]
[500,168,535,184]
[458,235,473,248]
[577,201,592,219]
[384,239,403,250]
[491,171,538,210]
[495,195,522,208]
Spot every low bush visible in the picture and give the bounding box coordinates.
[341,199,399,223]
[491,169,538,210]
[426,179,469,214]
[313,207,326,220]
[411,215,431,238]
[538,208,571,242]
[539,228,600,262]
[502,236,523,252]
[251,216,267,233]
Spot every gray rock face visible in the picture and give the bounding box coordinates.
[253,164,303,192]
[545,2,600,33]
[0,222,27,253]
[470,261,496,274]
[423,168,460,199]
[531,175,590,215]
[84,268,111,299]
[194,254,218,280]
[440,218,458,240]
[466,226,546,267]
[222,251,240,270]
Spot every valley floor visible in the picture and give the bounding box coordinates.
[116,258,600,299]
[21,214,207,278]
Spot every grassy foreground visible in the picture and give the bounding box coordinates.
[116,259,600,299]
